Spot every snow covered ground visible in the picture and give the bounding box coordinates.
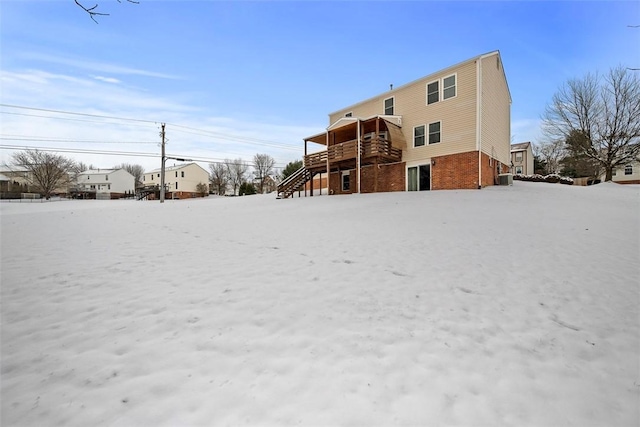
[1,182,639,426]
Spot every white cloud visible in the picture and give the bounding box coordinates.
[19,52,180,80]
[92,76,121,84]
[0,69,318,172]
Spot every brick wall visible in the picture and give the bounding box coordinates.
[304,175,328,191]
[329,170,356,195]
[431,151,480,190]
[360,162,405,193]
[430,151,509,190]
[480,152,510,187]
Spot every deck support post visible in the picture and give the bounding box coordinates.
[357,119,361,194]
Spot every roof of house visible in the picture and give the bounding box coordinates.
[146,162,207,175]
[0,173,10,181]
[0,165,29,173]
[511,142,531,152]
[328,50,510,117]
[78,169,118,175]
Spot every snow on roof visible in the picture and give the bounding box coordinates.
[511,141,531,152]
[78,169,118,175]
[146,162,200,174]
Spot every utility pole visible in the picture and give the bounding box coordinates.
[160,123,166,203]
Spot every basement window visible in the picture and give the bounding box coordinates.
[342,172,350,191]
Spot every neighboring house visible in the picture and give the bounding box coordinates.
[141,163,209,199]
[278,51,511,198]
[74,169,135,199]
[610,161,640,184]
[511,142,534,175]
[0,165,70,197]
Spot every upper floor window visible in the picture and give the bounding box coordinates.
[429,121,441,144]
[175,171,178,177]
[345,112,353,117]
[414,125,425,147]
[181,171,185,178]
[443,74,456,99]
[105,175,109,180]
[625,165,633,175]
[384,97,394,115]
[427,81,439,105]
[427,74,456,104]
[515,152,523,162]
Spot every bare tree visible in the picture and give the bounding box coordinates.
[542,66,640,181]
[253,153,276,194]
[226,158,249,196]
[534,139,565,174]
[114,163,144,187]
[209,162,229,195]
[11,150,77,199]
[75,0,139,23]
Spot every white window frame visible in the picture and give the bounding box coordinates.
[413,124,426,147]
[515,152,523,162]
[443,73,457,100]
[515,165,523,174]
[341,171,350,191]
[428,121,441,144]
[383,97,394,115]
[427,80,439,105]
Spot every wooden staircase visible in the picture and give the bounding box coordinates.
[276,167,312,199]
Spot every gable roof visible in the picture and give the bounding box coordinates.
[146,162,208,175]
[328,50,510,116]
[511,142,532,152]
[78,169,118,175]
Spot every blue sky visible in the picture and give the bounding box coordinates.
[1,0,639,172]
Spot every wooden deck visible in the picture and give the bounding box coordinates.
[304,138,402,172]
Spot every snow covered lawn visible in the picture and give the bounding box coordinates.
[1,182,639,426]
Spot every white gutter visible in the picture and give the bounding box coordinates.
[476,57,483,189]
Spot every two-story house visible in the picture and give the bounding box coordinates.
[610,161,640,184]
[511,142,534,175]
[142,163,209,199]
[277,51,511,198]
[75,168,135,199]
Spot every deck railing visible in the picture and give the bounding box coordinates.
[304,138,402,170]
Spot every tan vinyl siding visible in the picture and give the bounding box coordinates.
[329,59,479,165]
[480,53,511,166]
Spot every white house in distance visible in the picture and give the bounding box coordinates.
[611,161,640,184]
[75,169,135,199]
[142,163,209,199]
[511,142,534,175]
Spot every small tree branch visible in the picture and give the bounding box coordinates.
[75,0,138,23]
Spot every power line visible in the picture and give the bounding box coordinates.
[0,103,158,124]
[0,111,159,127]
[0,144,289,168]
[0,103,304,150]
[0,136,157,144]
